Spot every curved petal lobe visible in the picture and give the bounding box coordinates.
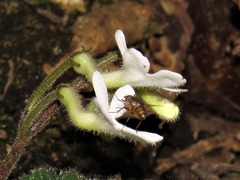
[109,85,135,119]
[92,71,109,118]
[115,30,127,56]
[123,48,150,73]
[113,120,163,144]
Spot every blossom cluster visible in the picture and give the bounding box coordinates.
[58,30,187,145]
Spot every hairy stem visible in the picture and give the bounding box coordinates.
[96,51,119,68]
[0,133,30,179]
[0,78,90,179]
[25,60,71,114]
[0,102,59,180]
[19,90,57,134]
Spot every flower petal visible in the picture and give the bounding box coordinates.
[109,85,135,119]
[115,30,127,56]
[123,48,150,73]
[162,87,188,93]
[115,30,150,73]
[93,71,163,144]
[113,120,163,144]
[92,71,110,118]
[151,70,187,87]
[125,70,187,90]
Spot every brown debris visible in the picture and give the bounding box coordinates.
[44,0,193,75]
[70,1,155,56]
[148,0,193,72]
[0,129,7,140]
[0,60,14,101]
[233,0,240,9]
[226,33,240,57]
[155,111,240,177]
[50,0,87,14]
[36,8,67,25]
[186,0,240,119]
[43,1,157,74]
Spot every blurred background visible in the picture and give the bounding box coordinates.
[0,0,240,179]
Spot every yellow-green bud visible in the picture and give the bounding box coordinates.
[138,90,179,122]
[71,52,96,81]
[57,85,110,131]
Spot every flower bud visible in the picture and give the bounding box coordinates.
[71,52,96,81]
[58,85,110,131]
[138,90,179,122]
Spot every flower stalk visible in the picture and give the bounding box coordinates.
[25,59,71,114]
[0,102,59,180]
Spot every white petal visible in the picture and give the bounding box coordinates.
[123,48,150,73]
[113,120,163,144]
[152,70,187,87]
[92,71,110,118]
[92,71,163,144]
[162,87,188,93]
[133,131,164,144]
[109,85,135,119]
[128,70,187,89]
[115,30,127,56]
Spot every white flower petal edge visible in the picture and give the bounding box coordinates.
[115,30,127,56]
[109,85,135,119]
[137,70,187,92]
[93,71,110,119]
[92,71,163,144]
[113,121,163,143]
[115,30,150,73]
[123,48,150,73]
[115,30,187,92]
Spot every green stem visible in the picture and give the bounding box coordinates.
[25,60,71,114]
[19,77,90,134]
[19,90,57,134]
[96,51,119,68]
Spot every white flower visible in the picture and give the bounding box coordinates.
[102,30,187,92]
[93,71,163,144]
